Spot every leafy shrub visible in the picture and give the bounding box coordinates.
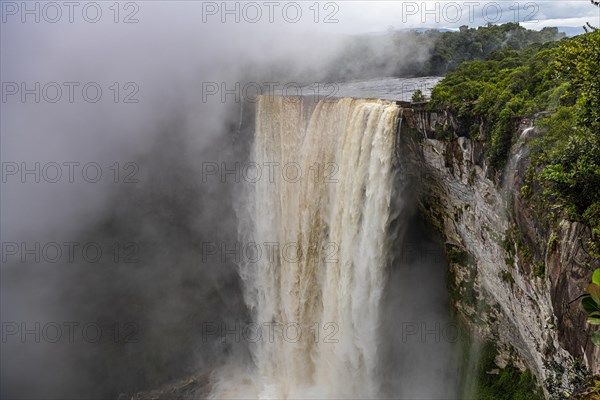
[582,269,600,346]
[411,89,426,103]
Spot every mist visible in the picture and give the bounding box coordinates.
[3,1,575,398]
[0,3,442,398]
[380,212,464,399]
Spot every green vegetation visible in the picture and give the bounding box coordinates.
[499,270,514,284]
[430,23,600,250]
[582,269,600,345]
[576,375,600,399]
[434,123,453,141]
[478,368,543,400]
[549,233,559,252]
[411,89,426,103]
[425,23,565,75]
[544,358,596,399]
[533,262,545,279]
[448,248,474,267]
[502,228,517,267]
[430,40,565,172]
[533,29,600,253]
[475,342,544,400]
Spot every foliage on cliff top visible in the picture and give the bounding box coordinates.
[424,23,565,75]
[430,25,600,249]
[429,39,565,171]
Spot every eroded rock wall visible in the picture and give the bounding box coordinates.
[399,107,600,396]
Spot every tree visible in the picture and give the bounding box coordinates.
[554,30,600,131]
[411,90,426,103]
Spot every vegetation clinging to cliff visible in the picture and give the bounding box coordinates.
[430,26,600,249]
[429,39,564,171]
[475,342,544,400]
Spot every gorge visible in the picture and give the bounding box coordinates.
[5,11,600,399]
[128,91,599,399]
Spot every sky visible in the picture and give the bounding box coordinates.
[316,1,600,33]
[2,1,599,34]
[149,0,600,34]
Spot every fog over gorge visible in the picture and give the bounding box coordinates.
[2,1,600,399]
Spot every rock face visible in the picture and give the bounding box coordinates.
[126,372,210,400]
[398,106,600,396]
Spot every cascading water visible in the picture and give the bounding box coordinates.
[211,96,401,399]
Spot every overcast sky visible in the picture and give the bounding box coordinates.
[131,0,600,34]
[314,0,600,33]
[2,1,599,35]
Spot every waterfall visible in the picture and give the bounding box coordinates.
[211,96,401,399]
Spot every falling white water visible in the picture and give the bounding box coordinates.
[211,96,400,399]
